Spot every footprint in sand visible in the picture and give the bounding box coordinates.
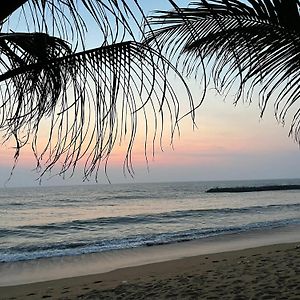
[93,280,102,284]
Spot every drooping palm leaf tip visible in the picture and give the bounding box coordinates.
[0,0,193,182]
[147,0,300,142]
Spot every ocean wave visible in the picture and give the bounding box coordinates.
[1,218,299,263]
[10,202,300,232]
[0,202,24,207]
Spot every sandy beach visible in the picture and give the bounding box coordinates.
[1,240,300,299]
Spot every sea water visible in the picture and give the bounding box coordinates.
[1,179,300,263]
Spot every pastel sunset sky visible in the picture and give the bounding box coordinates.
[1,0,300,187]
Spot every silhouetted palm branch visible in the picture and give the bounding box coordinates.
[0,1,193,181]
[147,0,300,141]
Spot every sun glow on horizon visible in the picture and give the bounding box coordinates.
[0,92,298,172]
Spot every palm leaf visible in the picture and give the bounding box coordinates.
[0,1,197,181]
[3,0,153,47]
[146,0,300,141]
[0,33,192,181]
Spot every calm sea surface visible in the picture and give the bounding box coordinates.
[1,179,300,262]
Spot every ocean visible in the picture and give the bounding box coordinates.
[1,179,300,263]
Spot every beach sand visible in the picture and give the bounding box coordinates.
[1,242,300,299]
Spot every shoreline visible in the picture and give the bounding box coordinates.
[1,224,299,287]
[0,225,300,287]
[0,224,299,287]
[1,241,300,299]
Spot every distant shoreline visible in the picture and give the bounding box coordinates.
[206,184,300,193]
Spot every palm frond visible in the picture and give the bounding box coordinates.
[0,35,192,181]
[146,0,300,141]
[3,0,154,47]
[0,1,198,181]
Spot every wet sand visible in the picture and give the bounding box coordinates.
[1,242,300,299]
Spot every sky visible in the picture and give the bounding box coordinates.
[1,0,300,187]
